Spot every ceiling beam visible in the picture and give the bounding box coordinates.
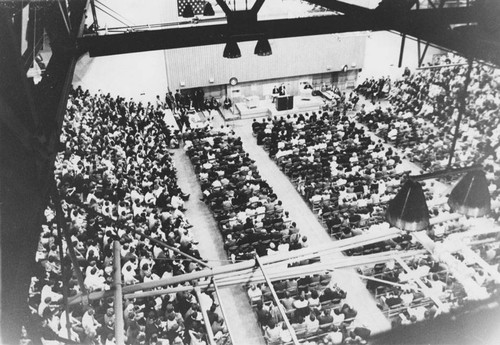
[251,0,267,15]
[78,6,478,57]
[307,0,500,65]
[307,0,369,15]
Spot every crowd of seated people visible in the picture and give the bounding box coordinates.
[448,250,499,299]
[353,54,500,244]
[245,272,371,345]
[356,54,500,191]
[251,111,424,254]
[359,254,472,328]
[25,86,225,345]
[355,75,392,104]
[184,127,309,263]
[472,231,500,269]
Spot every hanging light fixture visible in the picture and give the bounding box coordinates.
[223,40,241,59]
[386,179,430,231]
[448,170,491,217]
[203,2,215,16]
[182,4,195,18]
[254,37,272,56]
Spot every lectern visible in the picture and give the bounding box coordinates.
[276,95,294,111]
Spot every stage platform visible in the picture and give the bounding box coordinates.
[220,96,324,121]
[270,96,323,117]
[218,107,240,121]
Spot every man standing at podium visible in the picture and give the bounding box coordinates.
[278,83,286,96]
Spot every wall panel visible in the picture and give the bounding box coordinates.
[165,33,367,90]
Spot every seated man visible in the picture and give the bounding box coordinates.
[291,316,306,335]
[256,302,272,327]
[341,303,358,319]
[264,321,281,343]
[293,295,310,318]
[247,284,263,303]
[318,308,334,326]
[305,314,320,335]
[280,292,295,311]
[325,325,344,345]
[223,98,232,110]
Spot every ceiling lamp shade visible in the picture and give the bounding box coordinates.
[448,170,491,217]
[223,40,241,59]
[203,2,215,16]
[254,38,272,56]
[182,4,195,18]
[386,180,430,231]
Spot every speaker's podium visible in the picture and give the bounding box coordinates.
[276,95,294,111]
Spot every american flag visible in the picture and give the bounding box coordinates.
[177,0,207,16]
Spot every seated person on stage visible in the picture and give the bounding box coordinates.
[203,98,212,110]
[223,98,232,110]
[272,85,280,103]
[211,97,220,109]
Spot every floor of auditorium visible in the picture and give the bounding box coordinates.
[170,104,417,344]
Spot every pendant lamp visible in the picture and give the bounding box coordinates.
[203,2,215,16]
[448,170,491,217]
[386,179,430,231]
[223,40,241,59]
[254,38,272,56]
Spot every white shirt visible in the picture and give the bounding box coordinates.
[329,330,343,345]
[82,312,99,334]
[248,287,262,301]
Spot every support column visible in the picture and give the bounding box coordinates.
[255,255,300,345]
[113,241,125,345]
[0,1,92,342]
[194,287,217,345]
[447,59,473,169]
[393,256,446,310]
[398,34,406,68]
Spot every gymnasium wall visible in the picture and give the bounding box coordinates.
[360,31,444,80]
[72,33,366,102]
[164,33,367,90]
[72,32,442,103]
[72,50,169,103]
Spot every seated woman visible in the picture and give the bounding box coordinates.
[264,321,281,343]
[247,284,263,303]
[291,316,306,336]
[308,290,321,310]
[211,97,220,109]
[305,313,320,335]
[292,295,310,318]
